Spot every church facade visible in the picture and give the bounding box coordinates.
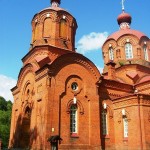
[9,0,150,150]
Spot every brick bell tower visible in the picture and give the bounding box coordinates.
[31,0,77,51]
[19,0,78,75]
[9,0,101,149]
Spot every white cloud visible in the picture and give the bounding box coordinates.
[76,32,108,54]
[0,74,17,102]
[96,65,103,74]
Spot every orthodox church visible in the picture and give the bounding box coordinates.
[9,0,150,150]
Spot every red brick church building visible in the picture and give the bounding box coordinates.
[9,0,150,149]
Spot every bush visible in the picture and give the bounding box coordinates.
[0,96,12,148]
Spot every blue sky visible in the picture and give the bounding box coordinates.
[0,0,150,101]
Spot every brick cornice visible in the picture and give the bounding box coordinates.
[100,79,133,93]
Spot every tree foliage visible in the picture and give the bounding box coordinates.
[0,96,12,148]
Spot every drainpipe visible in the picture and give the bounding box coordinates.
[137,94,143,150]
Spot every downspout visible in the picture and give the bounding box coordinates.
[137,94,143,150]
[59,95,62,144]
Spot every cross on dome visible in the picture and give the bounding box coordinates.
[51,0,61,7]
[121,0,125,12]
[117,0,132,30]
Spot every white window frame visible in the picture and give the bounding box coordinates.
[102,110,108,135]
[109,47,114,60]
[70,105,78,133]
[143,45,149,61]
[123,117,128,138]
[125,43,133,59]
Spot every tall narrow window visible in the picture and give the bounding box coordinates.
[109,47,114,60]
[70,105,77,134]
[33,23,38,41]
[102,110,108,135]
[60,19,67,38]
[123,117,128,138]
[143,45,149,61]
[125,43,133,59]
[43,18,52,38]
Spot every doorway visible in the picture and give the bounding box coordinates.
[19,107,31,148]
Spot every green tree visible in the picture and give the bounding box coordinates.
[0,97,7,111]
[0,96,12,148]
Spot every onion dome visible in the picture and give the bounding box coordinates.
[117,12,132,25]
[105,11,146,41]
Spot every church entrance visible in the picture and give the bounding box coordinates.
[19,107,31,148]
[48,135,62,150]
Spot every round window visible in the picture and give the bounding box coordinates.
[71,82,78,91]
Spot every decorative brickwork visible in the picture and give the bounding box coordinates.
[9,2,150,150]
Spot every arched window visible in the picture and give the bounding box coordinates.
[109,47,114,60]
[25,89,30,100]
[70,105,77,133]
[60,19,67,39]
[125,43,133,59]
[102,110,108,135]
[34,23,38,41]
[143,45,149,61]
[123,116,128,138]
[25,106,31,118]
[43,18,52,38]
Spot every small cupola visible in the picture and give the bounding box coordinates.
[117,1,132,30]
[117,12,132,30]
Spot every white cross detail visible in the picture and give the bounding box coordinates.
[122,0,125,11]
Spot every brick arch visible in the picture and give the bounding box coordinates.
[21,81,31,101]
[57,13,73,27]
[66,99,84,115]
[65,75,83,95]
[139,36,150,45]
[58,75,83,101]
[102,39,117,51]
[65,75,82,83]
[23,104,32,118]
[17,63,36,89]
[21,80,35,104]
[40,11,57,23]
[21,100,34,119]
[118,35,139,47]
[117,110,131,124]
[50,53,101,80]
